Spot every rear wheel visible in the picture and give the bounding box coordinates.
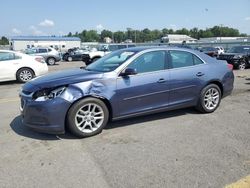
[67,98,109,138]
[238,61,246,70]
[196,84,221,113]
[67,56,73,62]
[16,68,34,83]
[47,57,56,65]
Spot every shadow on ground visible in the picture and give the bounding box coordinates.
[10,108,198,140]
[0,80,21,86]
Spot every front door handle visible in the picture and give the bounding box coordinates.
[196,72,205,77]
[157,78,166,83]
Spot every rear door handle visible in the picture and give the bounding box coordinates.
[196,72,205,77]
[157,78,166,83]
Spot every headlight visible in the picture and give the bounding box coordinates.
[33,86,66,101]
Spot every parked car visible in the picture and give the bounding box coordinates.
[217,46,250,70]
[82,43,136,65]
[20,47,234,138]
[215,46,225,54]
[62,48,89,62]
[0,50,48,82]
[25,47,61,65]
[200,47,219,57]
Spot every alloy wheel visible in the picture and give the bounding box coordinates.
[204,88,220,110]
[19,70,33,82]
[75,103,104,133]
[238,62,246,70]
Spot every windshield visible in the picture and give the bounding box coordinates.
[97,45,109,51]
[201,47,216,52]
[227,46,250,53]
[85,50,136,72]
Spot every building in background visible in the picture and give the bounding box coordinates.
[9,36,81,51]
[160,34,197,44]
[199,37,250,43]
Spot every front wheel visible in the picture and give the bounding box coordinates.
[92,57,100,62]
[67,98,109,138]
[196,84,221,113]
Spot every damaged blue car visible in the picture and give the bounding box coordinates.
[20,47,234,137]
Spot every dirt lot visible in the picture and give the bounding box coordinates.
[0,61,250,188]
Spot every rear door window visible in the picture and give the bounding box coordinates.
[0,52,15,61]
[38,48,47,53]
[169,50,204,68]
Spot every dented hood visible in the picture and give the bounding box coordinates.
[22,68,103,92]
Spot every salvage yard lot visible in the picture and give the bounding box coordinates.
[0,61,250,188]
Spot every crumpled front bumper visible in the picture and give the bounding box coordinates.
[20,94,72,134]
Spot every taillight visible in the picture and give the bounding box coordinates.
[35,57,45,63]
[227,64,233,70]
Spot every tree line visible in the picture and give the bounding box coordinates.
[68,26,248,43]
[0,25,248,45]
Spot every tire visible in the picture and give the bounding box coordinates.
[16,68,35,83]
[47,57,56,65]
[196,84,221,113]
[92,57,100,62]
[67,97,109,138]
[238,61,246,70]
[63,54,68,61]
[67,56,73,62]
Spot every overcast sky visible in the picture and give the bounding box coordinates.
[1,0,250,36]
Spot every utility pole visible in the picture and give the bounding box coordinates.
[135,30,137,43]
[220,24,223,43]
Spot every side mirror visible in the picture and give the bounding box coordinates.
[120,68,137,77]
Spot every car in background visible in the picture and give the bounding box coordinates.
[82,43,136,65]
[215,46,225,54]
[217,46,250,70]
[0,50,48,82]
[25,47,61,65]
[200,47,219,57]
[19,47,234,138]
[171,44,193,49]
[62,48,89,62]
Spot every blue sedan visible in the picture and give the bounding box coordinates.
[20,47,234,137]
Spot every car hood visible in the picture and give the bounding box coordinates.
[22,68,104,92]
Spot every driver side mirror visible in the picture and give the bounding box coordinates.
[120,68,137,77]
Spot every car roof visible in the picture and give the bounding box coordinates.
[119,46,217,64]
[120,46,197,53]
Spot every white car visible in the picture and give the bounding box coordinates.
[215,46,225,54]
[0,50,48,83]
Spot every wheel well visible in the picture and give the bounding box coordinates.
[207,81,224,96]
[47,56,55,61]
[16,67,35,78]
[91,56,101,60]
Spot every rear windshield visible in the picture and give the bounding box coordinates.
[227,46,250,53]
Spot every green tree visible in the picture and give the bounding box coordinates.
[0,36,9,45]
[114,31,125,43]
[100,30,113,42]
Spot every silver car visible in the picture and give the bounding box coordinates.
[25,47,61,65]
